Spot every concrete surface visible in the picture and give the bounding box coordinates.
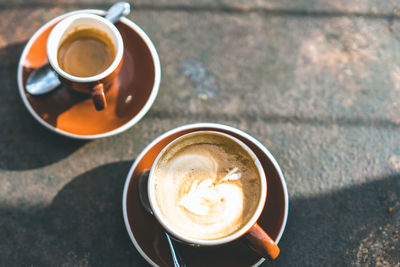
[0,0,399,266]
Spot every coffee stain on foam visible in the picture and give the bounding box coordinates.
[181,59,220,100]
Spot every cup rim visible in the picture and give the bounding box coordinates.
[147,130,268,246]
[46,13,124,82]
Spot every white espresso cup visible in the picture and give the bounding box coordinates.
[147,131,280,259]
[47,13,124,110]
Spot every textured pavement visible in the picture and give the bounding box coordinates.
[1,0,400,266]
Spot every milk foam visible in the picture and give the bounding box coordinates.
[178,167,242,216]
[153,135,261,241]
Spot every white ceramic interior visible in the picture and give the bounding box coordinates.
[47,13,124,82]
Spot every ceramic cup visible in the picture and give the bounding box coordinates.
[146,130,280,260]
[47,13,124,111]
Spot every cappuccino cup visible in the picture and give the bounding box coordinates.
[147,131,280,259]
[47,13,124,110]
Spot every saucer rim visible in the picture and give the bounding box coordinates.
[17,9,161,140]
[122,123,289,267]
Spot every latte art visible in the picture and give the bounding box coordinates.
[152,133,261,241]
[178,167,242,216]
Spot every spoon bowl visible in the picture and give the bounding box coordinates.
[26,63,61,95]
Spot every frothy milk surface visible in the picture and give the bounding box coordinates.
[153,133,261,241]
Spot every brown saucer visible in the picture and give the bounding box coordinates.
[123,123,289,267]
[17,10,161,139]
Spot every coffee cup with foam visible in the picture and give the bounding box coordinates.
[146,131,280,260]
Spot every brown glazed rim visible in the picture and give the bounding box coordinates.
[17,9,161,139]
[122,123,289,267]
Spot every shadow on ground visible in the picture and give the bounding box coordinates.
[0,161,147,266]
[0,161,398,266]
[0,41,86,170]
[269,174,400,267]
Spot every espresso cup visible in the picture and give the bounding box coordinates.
[47,13,124,110]
[147,131,280,260]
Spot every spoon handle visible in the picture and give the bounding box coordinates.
[165,233,187,267]
[105,2,131,23]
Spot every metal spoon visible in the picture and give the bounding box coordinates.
[138,171,186,267]
[26,2,131,95]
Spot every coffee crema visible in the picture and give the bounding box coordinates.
[57,28,115,77]
[152,133,262,241]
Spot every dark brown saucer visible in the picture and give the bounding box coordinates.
[123,123,289,267]
[17,10,161,139]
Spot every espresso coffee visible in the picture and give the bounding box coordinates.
[57,28,115,77]
[152,132,262,241]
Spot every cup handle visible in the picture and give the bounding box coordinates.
[244,223,280,260]
[91,83,107,111]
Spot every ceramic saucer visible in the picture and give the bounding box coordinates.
[122,123,289,267]
[17,9,161,139]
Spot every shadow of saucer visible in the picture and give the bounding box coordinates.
[0,41,86,170]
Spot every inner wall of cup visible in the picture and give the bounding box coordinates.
[47,14,122,80]
[58,18,118,50]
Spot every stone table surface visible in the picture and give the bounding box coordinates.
[1,0,400,266]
